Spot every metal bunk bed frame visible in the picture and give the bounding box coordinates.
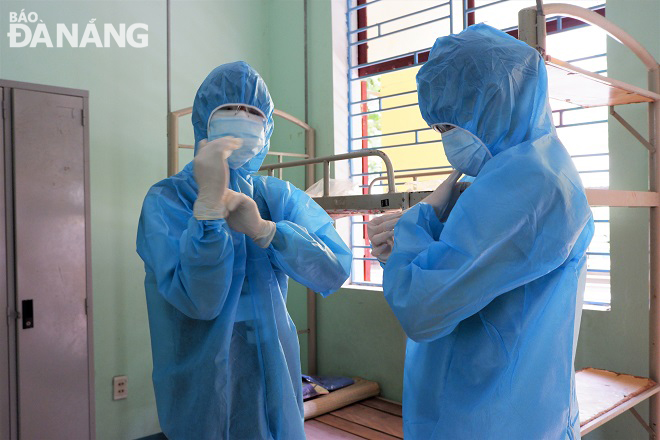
[167,106,324,375]
[519,4,660,437]
[167,3,659,436]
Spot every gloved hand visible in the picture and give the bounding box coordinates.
[421,170,462,219]
[193,137,241,220]
[224,190,277,248]
[367,211,404,263]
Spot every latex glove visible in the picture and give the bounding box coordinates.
[421,170,462,219]
[367,211,404,263]
[224,190,277,248]
[193,137,241,220]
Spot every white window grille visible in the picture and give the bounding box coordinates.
[344,0,610,309]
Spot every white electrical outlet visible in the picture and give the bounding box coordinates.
[113,375,128,400]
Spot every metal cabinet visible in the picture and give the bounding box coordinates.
[0,80,94,440]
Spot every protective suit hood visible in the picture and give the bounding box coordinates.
[192,61,274,173]
[417,24,555,158]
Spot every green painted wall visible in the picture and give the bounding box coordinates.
[0,1,273,438]
[264,0,310,373]
[263,0,409,401]
[288,0,411,402]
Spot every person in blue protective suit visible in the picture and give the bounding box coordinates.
[136,61,351,440]
[375,24,594,439]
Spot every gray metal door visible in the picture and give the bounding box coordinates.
[0,86,11,440]
[12,89,90,440]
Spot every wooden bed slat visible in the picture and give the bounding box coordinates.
[305,419,364,440]
[577,368,660,435]
[331,403,404,438]
[317,414,400,440]
[545,56,657,107]
[359,398,403,417]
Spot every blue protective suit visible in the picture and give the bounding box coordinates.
[384,25,594,439]
[136,62,351,439]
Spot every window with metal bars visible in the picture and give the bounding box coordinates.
[344,0,610,310]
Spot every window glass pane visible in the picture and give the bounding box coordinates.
[591,207,609,221]
[546,25,607,61]
[557,123,608,156]
[351,258,384,285]
[590,222,610,253]
[584,272,611,310]
[587,254,610,272]
[572,155,608,172]
[352,1,452,65]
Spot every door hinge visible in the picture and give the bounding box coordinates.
[80,108,85,126]
[7,308,19,320]
[84,298,88,315]
[1,100,4,120]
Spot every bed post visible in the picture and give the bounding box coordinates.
[649,64,660,438]
[305,123,318,375]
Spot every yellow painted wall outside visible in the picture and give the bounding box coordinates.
[375,67,451,190]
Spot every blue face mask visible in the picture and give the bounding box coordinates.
[438,125,492,176]
[208,112,266,169]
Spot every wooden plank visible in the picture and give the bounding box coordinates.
[331,403,404,438]
[586,189,660,207]
[317,414,400,440]
[581,384,660,435]
[577,368,660,435]
[304,420,364,440]
[360,398,403,417]
[545,56,658,108]
[304,377,380,420]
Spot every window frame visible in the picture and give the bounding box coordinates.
[342,0,610,309]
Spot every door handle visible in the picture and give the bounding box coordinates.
[22,300,33,329]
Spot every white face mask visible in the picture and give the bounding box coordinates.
[434,124,492,177]
[208,106,266,169]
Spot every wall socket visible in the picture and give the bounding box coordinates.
[113,375,128,400]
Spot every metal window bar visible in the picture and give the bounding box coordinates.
[350,4,606,80]
[349,14,452,47]
[351,165,453,179]
[349,2,451,36]
[464,2,606,35]
[351,101,419,118]
[348,0,383,13]
[573,153,609,159]
[347,1,612,290]
[351,127,432,142]
[351,57,431,81]
[166,107,315,177]
[351,138,442,152]
[349,46,433,73]
[260,149,396,195]
[352,89,417,106]
[464,0,514,15]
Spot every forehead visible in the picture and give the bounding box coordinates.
[214,103,265,119]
